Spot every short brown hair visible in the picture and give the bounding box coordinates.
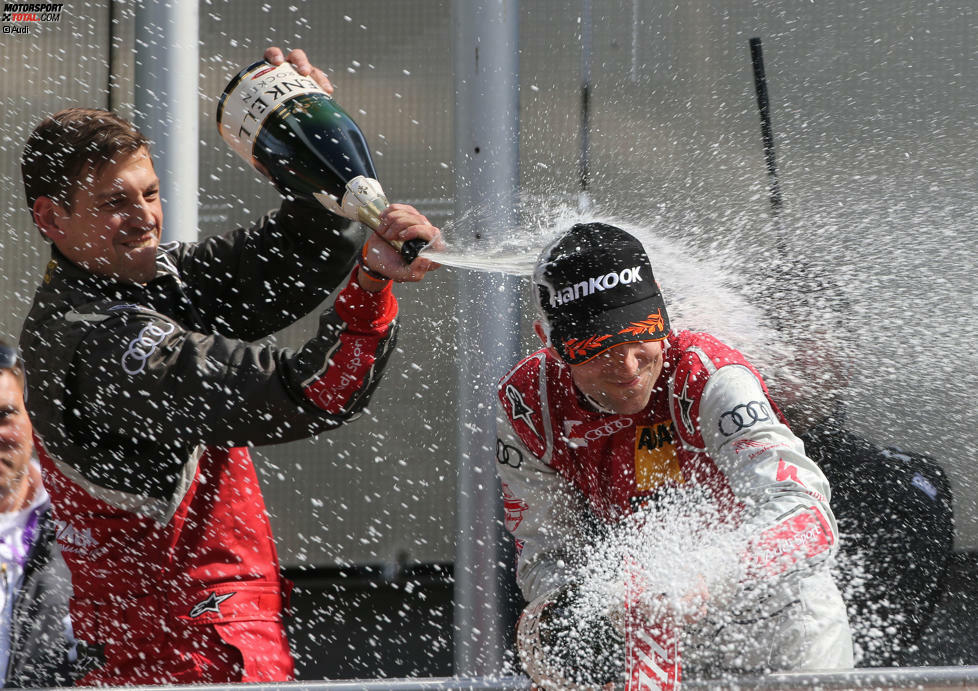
[21,107,150,212]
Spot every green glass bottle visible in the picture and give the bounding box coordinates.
[217,60,424,261]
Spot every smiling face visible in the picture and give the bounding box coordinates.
[568,340,665,415]
[40,147,163,284]
[0,371,32,507]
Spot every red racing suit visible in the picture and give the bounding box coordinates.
[20,203,396,684]
[496,331,853,678]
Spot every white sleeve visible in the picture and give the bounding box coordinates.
[698,365,839,580]
[495,401,593,603]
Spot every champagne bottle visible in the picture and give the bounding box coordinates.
[217,60,426,263]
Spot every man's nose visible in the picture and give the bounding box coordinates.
[608,345,642,373]
[124,200,155,227]
[0,424,17,448]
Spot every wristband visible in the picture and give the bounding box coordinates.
[357,254,391,283]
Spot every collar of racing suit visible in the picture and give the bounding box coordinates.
[43,245,177,297]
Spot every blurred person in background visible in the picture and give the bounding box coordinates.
[0,339,74,687]
[17,47,440,685]
[495,222,852,689]
[793,394,953,666]
[770,275,953,667]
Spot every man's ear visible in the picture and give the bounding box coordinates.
[533,321,548,346]
[533,321,564,362]
[32,196,67,243]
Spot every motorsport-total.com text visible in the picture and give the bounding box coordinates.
[2,2,63,22]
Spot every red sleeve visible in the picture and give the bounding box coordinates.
[333,271,398,333]
[302,270,399,413]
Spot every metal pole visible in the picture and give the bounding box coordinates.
[749,37,783,220]
[578,0,592,211]
[452,0,521,677]
[133,0,199,244]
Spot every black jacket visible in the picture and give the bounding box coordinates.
[20,200,378,515]
[4,502,74,688]
[801,419,954,666]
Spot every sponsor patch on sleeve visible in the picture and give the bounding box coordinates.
[745,506,834,579]
[501,483,529,532]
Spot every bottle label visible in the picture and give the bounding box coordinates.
[218,61,326,163]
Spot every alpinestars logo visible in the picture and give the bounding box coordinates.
[505,385,541,439]
[677,380,694,433]
[189,591,236,618]
[2,3,63,21]
[549,266,643,307]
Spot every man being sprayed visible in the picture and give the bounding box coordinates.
[18,48,440,684]
[495,222,853,689]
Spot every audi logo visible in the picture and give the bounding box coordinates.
[582,417,634,441]
[718,400,771,436]
[122,322,176,375]
[496,440,524,469]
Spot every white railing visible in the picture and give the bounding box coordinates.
[68,666,978,691]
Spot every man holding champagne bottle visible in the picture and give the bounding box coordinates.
[17,47,441,684]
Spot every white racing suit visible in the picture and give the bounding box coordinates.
[496,331,853,687]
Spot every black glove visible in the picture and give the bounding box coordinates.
[519,583,625,688]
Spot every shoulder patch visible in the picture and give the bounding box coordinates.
[503,385,541,438]
[669,333,772,450]
[670,350,709,449]
[498,352,549,459]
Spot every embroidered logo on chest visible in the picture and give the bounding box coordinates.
[565,417,634,447]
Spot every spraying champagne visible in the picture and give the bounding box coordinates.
[217,60,426,263]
